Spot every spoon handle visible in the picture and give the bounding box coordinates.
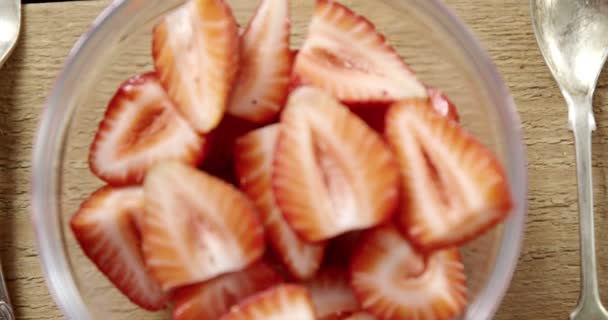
[568,93,603,310]
[0,256,14,320]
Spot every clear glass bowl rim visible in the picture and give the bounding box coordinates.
[31,0,528,319]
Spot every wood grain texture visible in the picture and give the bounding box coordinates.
[0,2,114,319]
[0,0,603,319]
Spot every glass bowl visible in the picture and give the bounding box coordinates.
[31,0,528,319]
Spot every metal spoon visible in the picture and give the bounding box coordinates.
[0,0,20,69]
[0,0,19,319]
[532,1,608,319]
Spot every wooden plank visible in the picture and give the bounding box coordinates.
[1,2,113,319]
[0,0,602,318]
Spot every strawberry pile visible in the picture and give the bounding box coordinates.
[71,0,513,319]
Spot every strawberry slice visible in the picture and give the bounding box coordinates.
[272,87,400,242]
[235,124,326,279]
[219,284,316,320]
[141,162,265,291]
[322,312,376,320]
[172,262,283,320]
[153,0,239,133]
[385,99,513,250]
[350,225,468,320]
[351,87,459,134]
[70,186,167,310]
[88,73,205,186]
[427,87,459,122]
[305,267,359,319]
[342,312,376,320]
[292,0,426,104]
[227,0,292,123]
[201,115,261,183]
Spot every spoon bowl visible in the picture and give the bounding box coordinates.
[0,0,21,69]
[532,0,608,97]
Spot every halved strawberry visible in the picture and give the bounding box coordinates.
[350,225,468,320]
[342,312,377,320]
[427,87,459,122]
[172,262,283,320]
[201,115,261,183]
[141,162,265,291]
[89,73,205,186]
[322,312,376,320]
[227,0,292,123]
[219,284,317,320]
[70,186,167,310]
[292,0,426,104]
[272,87,400,242]
[351,88,458,134]
[235,124,326,279]
[305,267,359,319]
[385,99,512,250]
[153,0,239,133]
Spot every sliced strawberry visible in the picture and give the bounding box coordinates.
[141,162,265,291]
[153,0,239,133]
[227,0,292,123]
[235,124,326,279]
[219,284,317,320]
[265,218,326,280]
[272,87,400,242]
[427,87,459,122]
[322,312,377,320]
[70,186,167,310]
[350,225,468,320]
[292,0,426,104]
[88,73,205,186]
[385,99,512,250]
[341,312,377,320]
[172,262,283,320]
[201,115,261,184]
[305,267,359,319]
[351,87,458,134]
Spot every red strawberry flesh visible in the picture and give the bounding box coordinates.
[272,87,400,241]
[172,261,282,320]
[235,124,326,279]
[293,0,426,104]
[89,72,205,186]
[228,0,292,123]
[219,284,317,320]
[305,266,360,318]
[427,87,459,122]
[385,99,513,250]
[141,162,265,291]
[153,0,240,133]
[70,186,167,310]
[350,225,468,320]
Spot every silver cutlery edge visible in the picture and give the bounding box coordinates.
[0,0,19,319]
[532,1,608,319]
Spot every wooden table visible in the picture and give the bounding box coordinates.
[0,0,603,319]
